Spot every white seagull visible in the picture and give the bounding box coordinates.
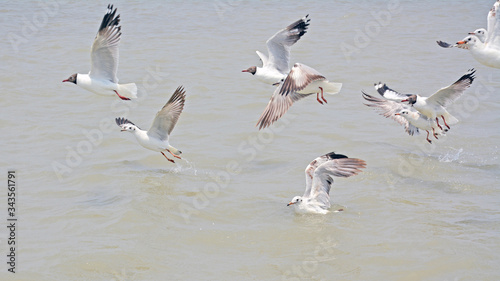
[256,63,342,130]
[115,86,186,163]
[362,91,445,144]
[437,1,500,68]
[242,15,310,85]
[63,4,137,100]
[287,152,366,215]
[375,69,476,131]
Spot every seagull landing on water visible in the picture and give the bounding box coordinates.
[256,63,342,130]
[362,91,445,144]
[63,4,137,100]
[115,86,186,163]
[287,152,366,214]
[242,15,310,85]
[374,69,476,131]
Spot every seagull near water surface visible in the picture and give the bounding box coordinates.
[287,152,366,214]
[374,69,476,132]
[115,86,186,163]
[362,89,445,144]
[63,4,137,100]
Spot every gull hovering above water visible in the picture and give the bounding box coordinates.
[63,4,137,100]
[287,152,366,214]
[362,91,445,144]
[374,69,476,131]
[115,86,186,163]
[242,15,310,85]
[256,63,342,130]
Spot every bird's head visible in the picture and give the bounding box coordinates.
[401,94,417,106]
[242,66,257,75]
[62,73,77,84]
[468,28,486,41]
[456,35,478,49]
[287,196,303,206]
[395,110,409,116]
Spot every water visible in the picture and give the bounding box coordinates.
[1,0,499,280]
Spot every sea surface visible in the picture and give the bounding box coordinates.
[1,1,499,280]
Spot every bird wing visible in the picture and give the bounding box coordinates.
[436,40,456,48]
[265,15,310,74]
[147,86,186,140]
[308,156,366,209]
[89,4,121,83]
[256,80,310,130]
[427,69,475,108]
[374,82,410,101]
[256,50,268,66]
[362,92,419,136]
[303,152,348,198]
[486,1,500,49]
[281,63,325,95]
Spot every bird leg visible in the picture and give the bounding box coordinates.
[319,87,327,104]
[167,149,182,159]
[425,130,432,144]
[432,127,439,139]
[161,152,175,163]
[316,92,324,104]
[435,117,443,130]
[114,90,130,101]
[441,116,451,130]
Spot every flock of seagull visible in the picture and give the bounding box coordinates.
[61,3,495,214]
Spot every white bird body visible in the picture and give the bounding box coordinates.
[287,152,366,215]
[253,66,286,85]
[116,86,186,163]
[460,36,500,68]
[63,5,137,100]
[409,95,459,125]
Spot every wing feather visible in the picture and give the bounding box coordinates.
[147,86,186,140]
[90,4,121,83]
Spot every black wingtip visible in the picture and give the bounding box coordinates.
[325,152,348,160]
[115,117,136,127]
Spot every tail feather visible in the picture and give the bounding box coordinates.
[117,83,138,99]
[322,82,342,95]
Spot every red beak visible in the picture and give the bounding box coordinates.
[287,202,294,206]
[242,69,249,72]
[456,41,466,45]
[401,99,408,102]
[62,79,69,82]
[395,113,401,116]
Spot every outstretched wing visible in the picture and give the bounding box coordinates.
[308,156,366,209]
[256,80,310,130]
[427,69,475,107]
[362,91,419,136]
[265,15,310,74]
[90,4,121,83]
[374,82,410,101]
[147,86,186,140]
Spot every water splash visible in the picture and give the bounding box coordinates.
[438,148,463,163]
